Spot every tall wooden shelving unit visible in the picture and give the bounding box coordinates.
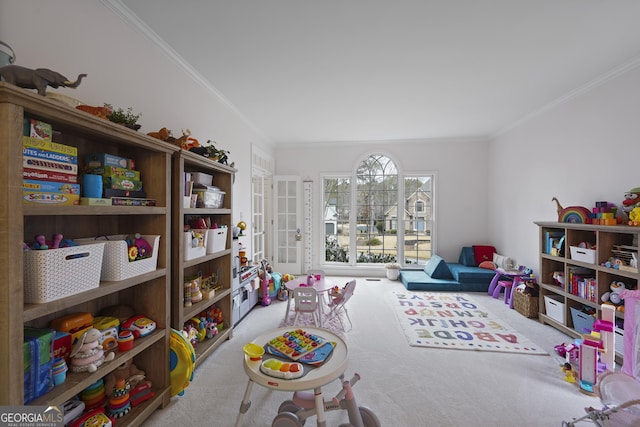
[536,221,639,363]
[171,150,236,367]
[0,82,177,425]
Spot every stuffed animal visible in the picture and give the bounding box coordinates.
[70,328,115,373]
[622,187,640,218]
[601,281,626,311]
[103,359,147,397]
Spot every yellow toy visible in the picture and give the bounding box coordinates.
[628,206,640,226]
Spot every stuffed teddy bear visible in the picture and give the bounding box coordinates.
[103,359,148,397]
[70,328,115,373]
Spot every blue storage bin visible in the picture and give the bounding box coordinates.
[570,307,596,333]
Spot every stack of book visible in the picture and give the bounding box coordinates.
[22,118,80,205]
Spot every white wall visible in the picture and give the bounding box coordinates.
[488,65,640,275]
[0,0,273,258]
[275,138,491,273]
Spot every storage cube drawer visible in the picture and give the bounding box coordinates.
[544,295,565,323]
[570,246,596,264]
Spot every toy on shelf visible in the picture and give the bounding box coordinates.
[628,206,640,226]
[106,378,131,419]
[103,359,147,398]
[552,197,591,224]
[27,233,78,250]
[622,187,640,218]
[121,315,156,339]
[69,328,115,373]
[68,407,114,427]
[125,233,153,261]
[601,281,626,312]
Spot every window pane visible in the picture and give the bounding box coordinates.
[355,155,398,264]
[403,176,432,265]
[323,177,350,263]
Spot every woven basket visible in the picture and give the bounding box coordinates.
[513,291,539,318]
[24,242,105,303]
[75,235,160,281]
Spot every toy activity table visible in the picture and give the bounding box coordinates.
[235,327,348,427]
[487,268,530,308]
[284,277,335,327]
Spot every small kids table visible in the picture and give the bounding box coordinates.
[234,326,348,427]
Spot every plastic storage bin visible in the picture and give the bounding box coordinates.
[570,307,596,333]
[206,228,228,254]
[544,295,565,323]
[570,246,596,264]
[184,229,208,261]
[75,235,160,281]
[24,243,105,303]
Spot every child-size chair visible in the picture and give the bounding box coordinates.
[292,287,319,327]
[325,280,356,331]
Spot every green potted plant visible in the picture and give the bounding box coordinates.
[104,104,142,130]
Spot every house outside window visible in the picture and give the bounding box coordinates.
[323,154,434,267]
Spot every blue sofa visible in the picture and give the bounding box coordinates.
[399,247,496,292]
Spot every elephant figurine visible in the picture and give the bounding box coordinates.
[0,65,86,96]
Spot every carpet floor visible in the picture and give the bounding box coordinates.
[142,277,632,427]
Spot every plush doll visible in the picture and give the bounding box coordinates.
[70,328,115,373]
[601,281,626,312]
[103,359,148,397]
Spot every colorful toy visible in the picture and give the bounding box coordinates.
[121,315,156,339]
[628,206,640,226]
[260,258,272,306]
[69,328,115,373]
[69,407,114,427]
[169,328,196,397]
[125,233,153,261]
[601,281,626,311]
[273,373,380,427]
[622,187,640,217]
[106,378,131,418]
[552,197,591,224]
[103,359,147,397]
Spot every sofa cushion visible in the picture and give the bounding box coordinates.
[458,246,476,267]
[424,255,453,279]
[472,245,496,265]
[448,263,496,284]
[399,270,460,292]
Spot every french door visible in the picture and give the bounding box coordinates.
[273,176,303,274]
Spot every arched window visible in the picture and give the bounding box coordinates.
[323,153,435,267]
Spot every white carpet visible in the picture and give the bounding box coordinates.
[141,277,625,427]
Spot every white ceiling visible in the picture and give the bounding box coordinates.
[116,0,640,145]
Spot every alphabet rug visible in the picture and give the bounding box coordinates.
[391,291,547,355]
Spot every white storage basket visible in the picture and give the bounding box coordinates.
[184,230,208,261]
[206,228,227,254]
[24,242,105,303]
[75,235,160,281]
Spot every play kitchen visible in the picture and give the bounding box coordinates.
[232,238,259,326]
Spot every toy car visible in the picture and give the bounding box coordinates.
[121,315,156,339]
